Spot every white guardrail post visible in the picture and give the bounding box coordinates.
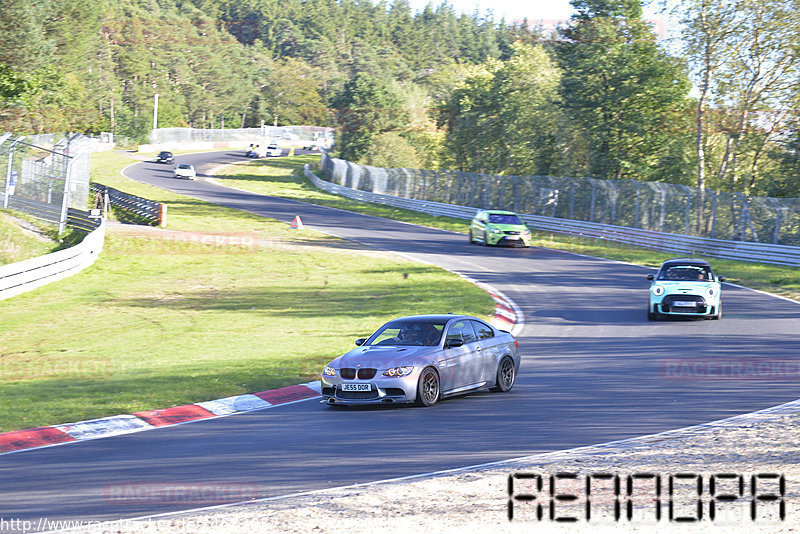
[0,221,106,301]
[304,164,800,267]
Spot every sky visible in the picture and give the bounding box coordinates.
[404,0,677,41]
[406,0,576,24]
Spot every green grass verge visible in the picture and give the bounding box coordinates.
[0,151,494,433]
[0,211,57,265]
[0,210,86,265]
[217,156,800,303]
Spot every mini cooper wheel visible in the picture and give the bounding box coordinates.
[415,367,440,407]
[711,303,722,320]
[489,356,515,392]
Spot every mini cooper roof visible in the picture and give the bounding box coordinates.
[659,258,712,268]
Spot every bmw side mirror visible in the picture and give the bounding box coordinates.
[646,274,654,280]
[355,338,366,346]
[446,339,464,348]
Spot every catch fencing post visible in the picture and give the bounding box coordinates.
[4,138,23,210]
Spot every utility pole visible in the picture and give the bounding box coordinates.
[153,93,159,130]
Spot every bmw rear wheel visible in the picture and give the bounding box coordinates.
[490,356,515,392]
[415,367,440,407]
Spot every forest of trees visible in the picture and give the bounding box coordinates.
[2,0,800,197]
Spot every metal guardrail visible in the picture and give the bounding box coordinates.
[66,208,102,232]
[0,221,105,300]
[2,195,61,224]
[304,165,800,267]
[320,152,800,246]
[1,194,101,232]
[91,183,166,226]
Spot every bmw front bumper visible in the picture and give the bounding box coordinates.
[320,374,418,405]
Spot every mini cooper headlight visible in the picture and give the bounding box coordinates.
[706,287,716,297]
[382,366,414,377]
[652,285,665,296]
[323,365,336,377]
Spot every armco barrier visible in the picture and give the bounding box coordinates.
[0,221,105,301]
[304,165,800,267]
[91,183,165,226]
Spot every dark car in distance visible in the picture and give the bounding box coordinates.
[156,151,174,164]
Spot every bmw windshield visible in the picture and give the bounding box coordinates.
[365,320,446,347]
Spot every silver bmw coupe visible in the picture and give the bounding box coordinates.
[321,314,521,407]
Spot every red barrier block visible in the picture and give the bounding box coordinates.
[134,405,215,427]
[0,426,75,453]
[254,384,319,405]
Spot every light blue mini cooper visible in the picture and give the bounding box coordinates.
[647,258,725,320]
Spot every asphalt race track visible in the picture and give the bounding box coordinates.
[2,150,799,529]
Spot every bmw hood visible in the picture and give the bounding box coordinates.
[333,345,437,369]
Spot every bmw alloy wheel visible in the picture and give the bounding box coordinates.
[416,367,440,406]
[490,356,515,392]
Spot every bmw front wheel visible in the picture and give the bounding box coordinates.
[415,367,440,407]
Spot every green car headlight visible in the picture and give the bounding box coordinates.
[382,366,414,377]
[489,228,502,234]
[652,285,665,296]
[323,365,336,377]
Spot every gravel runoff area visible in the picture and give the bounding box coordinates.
[63,401,800,534]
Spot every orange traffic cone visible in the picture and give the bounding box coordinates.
[289,216,304,230]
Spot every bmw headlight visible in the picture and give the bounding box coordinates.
[382,366,414,377]
[323,365,336,377]
[652,285,665,296]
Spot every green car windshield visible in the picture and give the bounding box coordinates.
[658,265,712,281]
[488,214,522,225]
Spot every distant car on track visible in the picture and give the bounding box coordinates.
[173,163,196,180]
[248,144,282,158]
[469,210,532,247]
[647,258,725,320]
[156,151,174,164]
[321,314,520,407]
[264,144,282,157]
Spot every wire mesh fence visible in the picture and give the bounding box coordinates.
[0,133,102,232]
[320,152,800,246]
[150,126,334,146]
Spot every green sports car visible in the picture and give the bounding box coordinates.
[647,258,725,320]
[469,210,532,247]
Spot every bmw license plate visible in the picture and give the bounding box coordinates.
[674,301,696,307]
[342,383,372,392]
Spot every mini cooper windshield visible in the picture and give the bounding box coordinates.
[366,320,446,347]
[658,265,712,281]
